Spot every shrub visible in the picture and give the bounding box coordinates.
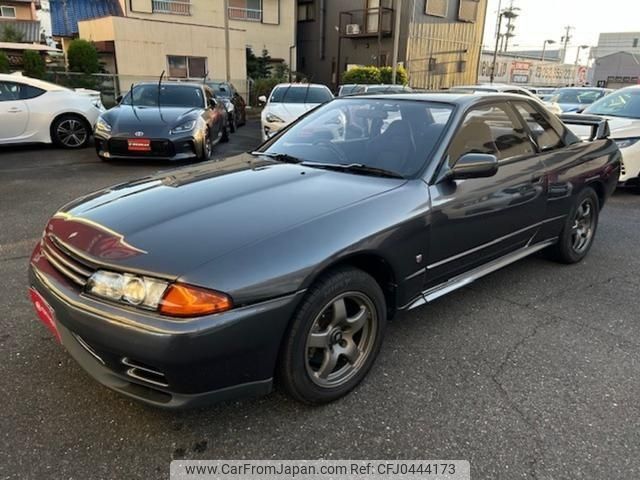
[0,52,10,73]
[341,66,381,85]
[22,51,46,79]
[67,39,100,74]
[379,65,409,85]
[0,24,24,43]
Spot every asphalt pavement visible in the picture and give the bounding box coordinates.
[1,121,639,479]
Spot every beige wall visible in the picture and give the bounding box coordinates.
[122,0,296,70]
[2,1,36,20]
[79,16,247,94]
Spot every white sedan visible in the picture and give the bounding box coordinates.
[0,73,104,148]
[583,86,640,188]
[259,83,334,141]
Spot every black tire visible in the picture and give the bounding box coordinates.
[239,109,246,126]
[278,267,387,404]
[549,187,599,264]
[220,122,230,143]
[51,114,91,149]
[229,113,237,133]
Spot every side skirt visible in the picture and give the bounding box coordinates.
[403,238,558,310]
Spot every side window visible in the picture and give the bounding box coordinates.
[514,102,563,151]
[0,82,20,102]
[447,103,534,166]
[20,85,45,100]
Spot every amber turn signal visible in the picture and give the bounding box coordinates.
[159,283,232,317]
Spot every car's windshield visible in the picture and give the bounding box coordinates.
[366,85,413,94]
[449,87,498,94]
[260,98,454,178]
[207,83,231,98]
[122,84,205,108]
[584,88,640,119]
[270,85,334,104]
[551,89,605,104]
[338,85,366,96]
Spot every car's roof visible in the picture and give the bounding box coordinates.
[341,92,529,105]
[135,81,204,88]
[0,72,68,91]
[453,83,527,92]
[273,83,330,89]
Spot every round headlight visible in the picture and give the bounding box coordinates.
[123,275,146,305]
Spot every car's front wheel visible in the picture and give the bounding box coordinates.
[278,267,386,404]
[51,115,91,149]
[549,187,599,264]
[198,130,213,161]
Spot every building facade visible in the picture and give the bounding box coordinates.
[0,0,41,42]
[51,0,296,95]
[592,32,640,60]
[478,51,586,87]
[591,52,640,89]
[296,0,488,90]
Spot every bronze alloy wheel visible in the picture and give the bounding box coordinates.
[571,197,596,254]
[304,291,377,388]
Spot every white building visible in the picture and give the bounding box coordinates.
[592,32,640,59]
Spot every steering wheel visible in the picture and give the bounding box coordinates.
[313,139,349,164]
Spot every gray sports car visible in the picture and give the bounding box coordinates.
[94,82,229,161]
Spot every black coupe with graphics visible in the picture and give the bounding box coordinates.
[94,82,229,162]
[29,93,620,408]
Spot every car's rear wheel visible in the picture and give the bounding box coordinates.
[221,122,230,143]
[198,130,213,161]
[51,115,90,149]
[278,267,386,404]
[549,187,599,264]
[229,113,237,133]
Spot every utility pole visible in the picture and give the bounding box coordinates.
[490,10,504,84]
[501,1,519,53]
[560,25,573,64]
[391,0,402,84]
[223,0,231,82]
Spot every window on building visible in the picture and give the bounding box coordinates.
[229,0,262,21]
[0,5,17,17]
[458,0,479,22]
[151,0,191,16]
[298,0,315,21]
[456,60,466,73]
[425,0,447,17]
[167,55,207,79]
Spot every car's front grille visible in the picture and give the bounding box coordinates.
[108,139,175,157]
[41,235,95,287]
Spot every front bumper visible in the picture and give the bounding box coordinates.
[29,248,303,408]
[94,133,202,161]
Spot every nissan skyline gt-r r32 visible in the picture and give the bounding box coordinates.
[29,93,620,408]
[94,82,229,162]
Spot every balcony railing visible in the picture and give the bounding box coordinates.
[152,0,191,16]
[228,7,262,22]
[340,7,393,38]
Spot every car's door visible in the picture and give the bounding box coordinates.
[426,101,547,285]
[0,81,29,142]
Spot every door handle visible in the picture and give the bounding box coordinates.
[7,108,22,113]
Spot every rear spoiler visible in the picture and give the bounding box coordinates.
[559,113,610,141]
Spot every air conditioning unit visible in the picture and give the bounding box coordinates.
[345,24,361,35]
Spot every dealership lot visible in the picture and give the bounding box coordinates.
[1,122,639,479]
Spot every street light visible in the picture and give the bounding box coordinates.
[575,45,589,65]
[541,39,556,62]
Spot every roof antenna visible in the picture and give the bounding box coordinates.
[157,70,166,124]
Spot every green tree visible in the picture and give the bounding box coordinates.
[379,65,409,85]
[0,24,24,42]
[0,52,10,73]
[67,39,100,74]
[22,50,46,79]
[257,49,272,78]
[341,66,381,85]
[246,47,259,79]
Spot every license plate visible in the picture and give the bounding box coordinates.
[127,138,151,152]
[28,287,61,343]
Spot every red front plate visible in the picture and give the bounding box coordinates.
[127,138,151,152]
[28,287,61,343]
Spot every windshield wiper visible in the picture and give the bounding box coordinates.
[301,162,405,179]
[250,151,304,164]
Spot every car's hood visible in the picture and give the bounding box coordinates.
[265,102,320,123]
[104,106,201,135]
[51,154,404,277]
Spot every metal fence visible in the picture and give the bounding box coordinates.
[228,7,262,21]
[151,0,191,16]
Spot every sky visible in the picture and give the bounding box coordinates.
[482,0,640,62]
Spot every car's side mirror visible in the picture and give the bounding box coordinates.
[208,98,217,108]
[115,95,123,104]
[450,153,499,180]
[258,95,267,105]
